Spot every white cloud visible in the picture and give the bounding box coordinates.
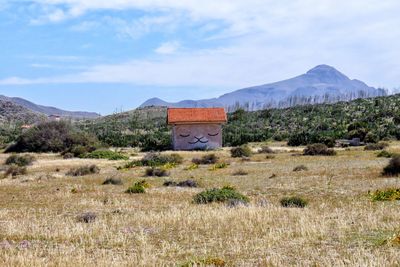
[3,0,400,89]
[155,41,180,54]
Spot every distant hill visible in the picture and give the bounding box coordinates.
[140,65,386,110]
[0,95,100,119]
[0,99,46,124]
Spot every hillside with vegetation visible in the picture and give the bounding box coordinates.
[77,94,400,149]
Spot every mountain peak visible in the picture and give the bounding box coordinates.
[306,64,348,82]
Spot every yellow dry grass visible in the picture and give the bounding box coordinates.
[0,143,399,266]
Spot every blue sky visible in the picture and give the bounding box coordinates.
[0,0,400,114]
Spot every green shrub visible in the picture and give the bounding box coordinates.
[81,150,129,160]
[4,165,27,178]
[293,165,308,172]
[230,145,252,158]
[365,142,389,151]
[280,196,308,208]
[303,143,336,156]
[5,121,98,153]
[102,177,123,185]
[145,167,169,177]
[382,156,400,176]
[125,181,148,194]
[184,163,199,171]
[67,165,100,176]
[364,132,379,143]
[5,154,35,167]
[370,188,400,201]
[192,154,219,165]
[193,186,249,204]
[377,150,395,158]
[209,162,229,171]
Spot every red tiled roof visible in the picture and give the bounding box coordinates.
[167,108,227,124]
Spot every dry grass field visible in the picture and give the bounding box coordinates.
[0,142,399,266]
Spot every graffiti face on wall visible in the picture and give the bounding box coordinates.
[172,124,223,150]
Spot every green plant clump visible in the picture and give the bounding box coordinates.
[193,186,249,204]
[125,180,149,194]
[370,188,400,201]
[280,196,308,208]
[81,150,129,160]
[230,145,252,158]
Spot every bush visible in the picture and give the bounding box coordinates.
[370,188,400,201]
[67,165,100,176]
[233,169,248,176]
[125,181,148,194]
[5,121,98,153]
[209,162,229,171]
[141,153,183,166]
[77,212,97,223]
[5,154,35,167]
[184,163,199,171]
[303,143,336,156]
[280,196,308,208]
[365,142,389,151]
[4,165,27,178]
[230,145,252,158]
[382,156,400,176]
[258,146,275,154]
[102,177,123,185]
[364,132,379,143]
[377,150,395,158]
[164,179,198,188]
[81,150,129,160]
[193,186,249,204]
[293,165,308,172]
[192,154,219,165]
[145,167,169,177]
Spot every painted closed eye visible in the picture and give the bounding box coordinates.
[208,133,219,137]
[180,134,190,138]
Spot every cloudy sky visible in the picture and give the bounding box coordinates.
[0,0,399,114]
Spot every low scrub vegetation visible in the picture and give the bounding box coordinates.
[369,188,400,201]
[81,150,129,160]
[119,153,182,170]
[233,169,248,176]
[192,154,219,165]
[193,186,249,204]
[258,146,275,154]
[102,177,123,185]
[67,165,100,177]
[4,165,27,178]
[293,165,308,172]
[303,143,336,156]
[280,196,308,208]
[145,167,169,177]
[5,154,35,167]
[365,142,389,151]
[382,156,400,176]
[209,162,229,171]
[125,180,149,194]
[377,150,395,158]
[230,145,252,158]
[163,179,198,188]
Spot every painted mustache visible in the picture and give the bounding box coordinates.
[188,136,209,145]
